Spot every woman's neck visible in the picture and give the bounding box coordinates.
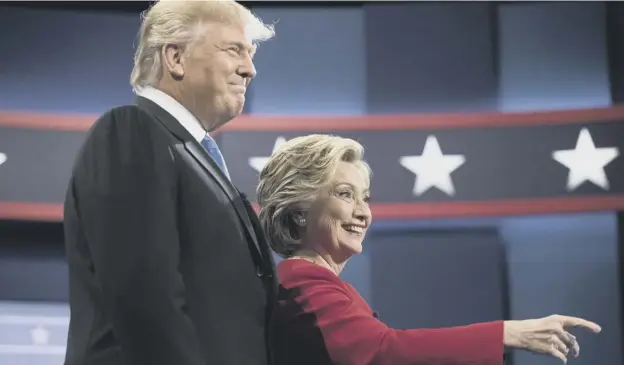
[290,249,345,276]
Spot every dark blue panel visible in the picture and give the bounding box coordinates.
[607,2,624,103]
[369,228,506,327]
[0,6,140,114]
[364,2,497,113]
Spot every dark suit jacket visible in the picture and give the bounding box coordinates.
[273,259,504,365]
[63,97,276,365]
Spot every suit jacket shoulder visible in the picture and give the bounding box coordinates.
[72,103,177,196]
[87,104,169,148]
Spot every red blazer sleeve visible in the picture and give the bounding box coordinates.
[288,265,504,365]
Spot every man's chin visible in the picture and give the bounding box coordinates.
[231,101,245,117]
[211,98,244,126]
[227,95,245,112]
[229,105,244,119]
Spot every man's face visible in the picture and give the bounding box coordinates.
[176,21,257,130]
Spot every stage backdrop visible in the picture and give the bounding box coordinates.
[1,107,624,221]
[0,2,619,365]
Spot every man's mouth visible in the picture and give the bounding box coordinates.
[230,84,246,93]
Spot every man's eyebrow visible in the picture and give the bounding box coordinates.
[224,41,255,54]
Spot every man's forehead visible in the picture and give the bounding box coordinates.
[201,21,249,42]
[215,22,256,49]
[243,24,257,44]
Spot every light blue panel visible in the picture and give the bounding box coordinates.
[248,7,366,115]
[0,300,69,365]
[500,213,621,365]
[0,6,140,114]
[497,2,610,111]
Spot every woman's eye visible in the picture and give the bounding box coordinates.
[338,191,352,199]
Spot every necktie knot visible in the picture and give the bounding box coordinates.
[201,135,230,180]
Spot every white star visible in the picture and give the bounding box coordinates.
[0,153,6,166]
[249,136,287,173]
[30,325,50,345]
[552,128,619,191]
[399,135,466,196]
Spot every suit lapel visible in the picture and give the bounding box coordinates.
[238,192,277,278]
[135,97,265,263]
[184,141,264,259]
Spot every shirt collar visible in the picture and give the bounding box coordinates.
[137,86,207,143]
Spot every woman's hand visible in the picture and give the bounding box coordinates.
[503,315,601,363]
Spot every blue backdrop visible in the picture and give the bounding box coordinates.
[0,2,619,365]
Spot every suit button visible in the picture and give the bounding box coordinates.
[256,268,264,277]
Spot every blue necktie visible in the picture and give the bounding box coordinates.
[201,135,230,180]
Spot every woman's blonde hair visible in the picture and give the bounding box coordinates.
[256,134,371,258]
[130,0,275,91]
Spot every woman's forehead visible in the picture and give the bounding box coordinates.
[331,164,370,190]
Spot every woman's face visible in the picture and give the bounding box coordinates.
[301,161,372,262]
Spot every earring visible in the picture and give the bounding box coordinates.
[293,211,307,226]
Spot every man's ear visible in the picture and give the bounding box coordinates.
[162,43,185,78]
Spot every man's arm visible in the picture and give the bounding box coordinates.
[73,106,204,365]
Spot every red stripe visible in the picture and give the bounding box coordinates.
[2,195,623,222]
[367,195,624,219]
[1,105,623,132]
[222,106,624,131]
[0,202,63,222]
[0,111,97,131]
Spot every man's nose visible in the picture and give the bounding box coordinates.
[238,55,257,82]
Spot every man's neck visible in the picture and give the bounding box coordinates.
[156,83,221,132]
[138,86,208,142]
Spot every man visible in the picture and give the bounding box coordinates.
[62,1,276,365]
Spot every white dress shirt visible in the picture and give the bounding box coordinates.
[137,86,207,143]
[136,87,231,179]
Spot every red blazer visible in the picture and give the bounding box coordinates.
[272,258,504,365]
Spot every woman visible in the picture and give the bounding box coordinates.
[256,134,601,365]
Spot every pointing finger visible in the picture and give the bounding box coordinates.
[557,316,601,333]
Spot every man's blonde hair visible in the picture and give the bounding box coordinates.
[130,0,275,91]
[256,134,371,258]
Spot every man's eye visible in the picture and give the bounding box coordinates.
[227,48,240,55]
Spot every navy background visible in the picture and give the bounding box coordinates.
[0,2,621,365]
